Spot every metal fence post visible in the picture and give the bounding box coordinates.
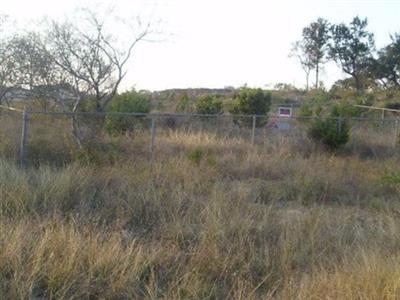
[394,119,399,148]
[20,109,29,168]
[337,117,342,135]
[149,117,156,160]
[251,115,256,145]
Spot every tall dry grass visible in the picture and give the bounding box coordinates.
[1,114,400,299]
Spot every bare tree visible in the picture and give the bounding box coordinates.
[27,9,152,146]
[9,32,72,110]
[0,15,17,105]
[290,40,313,91]
[42,9,151,113]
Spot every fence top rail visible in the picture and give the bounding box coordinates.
[354,104,400,113]
[0,105,23,113]
[3,107,400,122]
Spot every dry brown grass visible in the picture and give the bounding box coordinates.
[1,115,400,299]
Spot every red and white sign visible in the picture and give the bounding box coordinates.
[278,107,292,117]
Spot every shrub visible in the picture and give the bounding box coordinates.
[380,171,400,187]
[309,118,350,151]
[195,95,223,115]
[298,104,313,118]
[176,92,192,113]
[105,91,151,134]
[76,96,98,112]
[331,100,363,118]
[308,89,330,104]
[229,88,271,127]
[308,99,354,152]
[385,102,400,110]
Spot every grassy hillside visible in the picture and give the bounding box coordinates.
[1,113,400,299]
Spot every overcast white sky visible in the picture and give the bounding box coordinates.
[2,0,400,91]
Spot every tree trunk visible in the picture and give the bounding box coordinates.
[315,63,319,90]
[354,75,362,94]
[70,115,83,149]
[71,96,83,148]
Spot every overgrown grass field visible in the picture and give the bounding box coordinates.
[1,113,400,299]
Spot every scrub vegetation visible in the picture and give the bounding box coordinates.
[1,119,400,299]
[1,8,400,300]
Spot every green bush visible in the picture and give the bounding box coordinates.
[385,102,400,110]
[298,104,313,118]
[77,96,98,112]
[331,100,363,118]
[105,91,151,134]
[176,92,192,113]
[309,118,350,151]
[229,88,271,127]
[308,89,330,104]
[195,95,223,115]
[380,171,400,187]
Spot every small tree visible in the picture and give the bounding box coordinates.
[302,18,330,89]
[290,40,314,91]
[230,88,271,127]
[331,101,363,118]
[309,105,351,151]
[195,95,223,115]
[105,90,151,134]
[309,118,349,151]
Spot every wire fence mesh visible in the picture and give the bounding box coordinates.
[0,107,399,167]
[0,109,22,163]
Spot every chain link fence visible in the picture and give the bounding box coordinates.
[0,108,22,163]
[0,106,399,167]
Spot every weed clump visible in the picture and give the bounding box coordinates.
[187,147,204,165]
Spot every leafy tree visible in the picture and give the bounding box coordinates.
[229,88,271,127]
[371,34,400,88]
[195,95,223,115]
[302,18,330,89]
[329,16,375,93]
[330,78,358,92]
